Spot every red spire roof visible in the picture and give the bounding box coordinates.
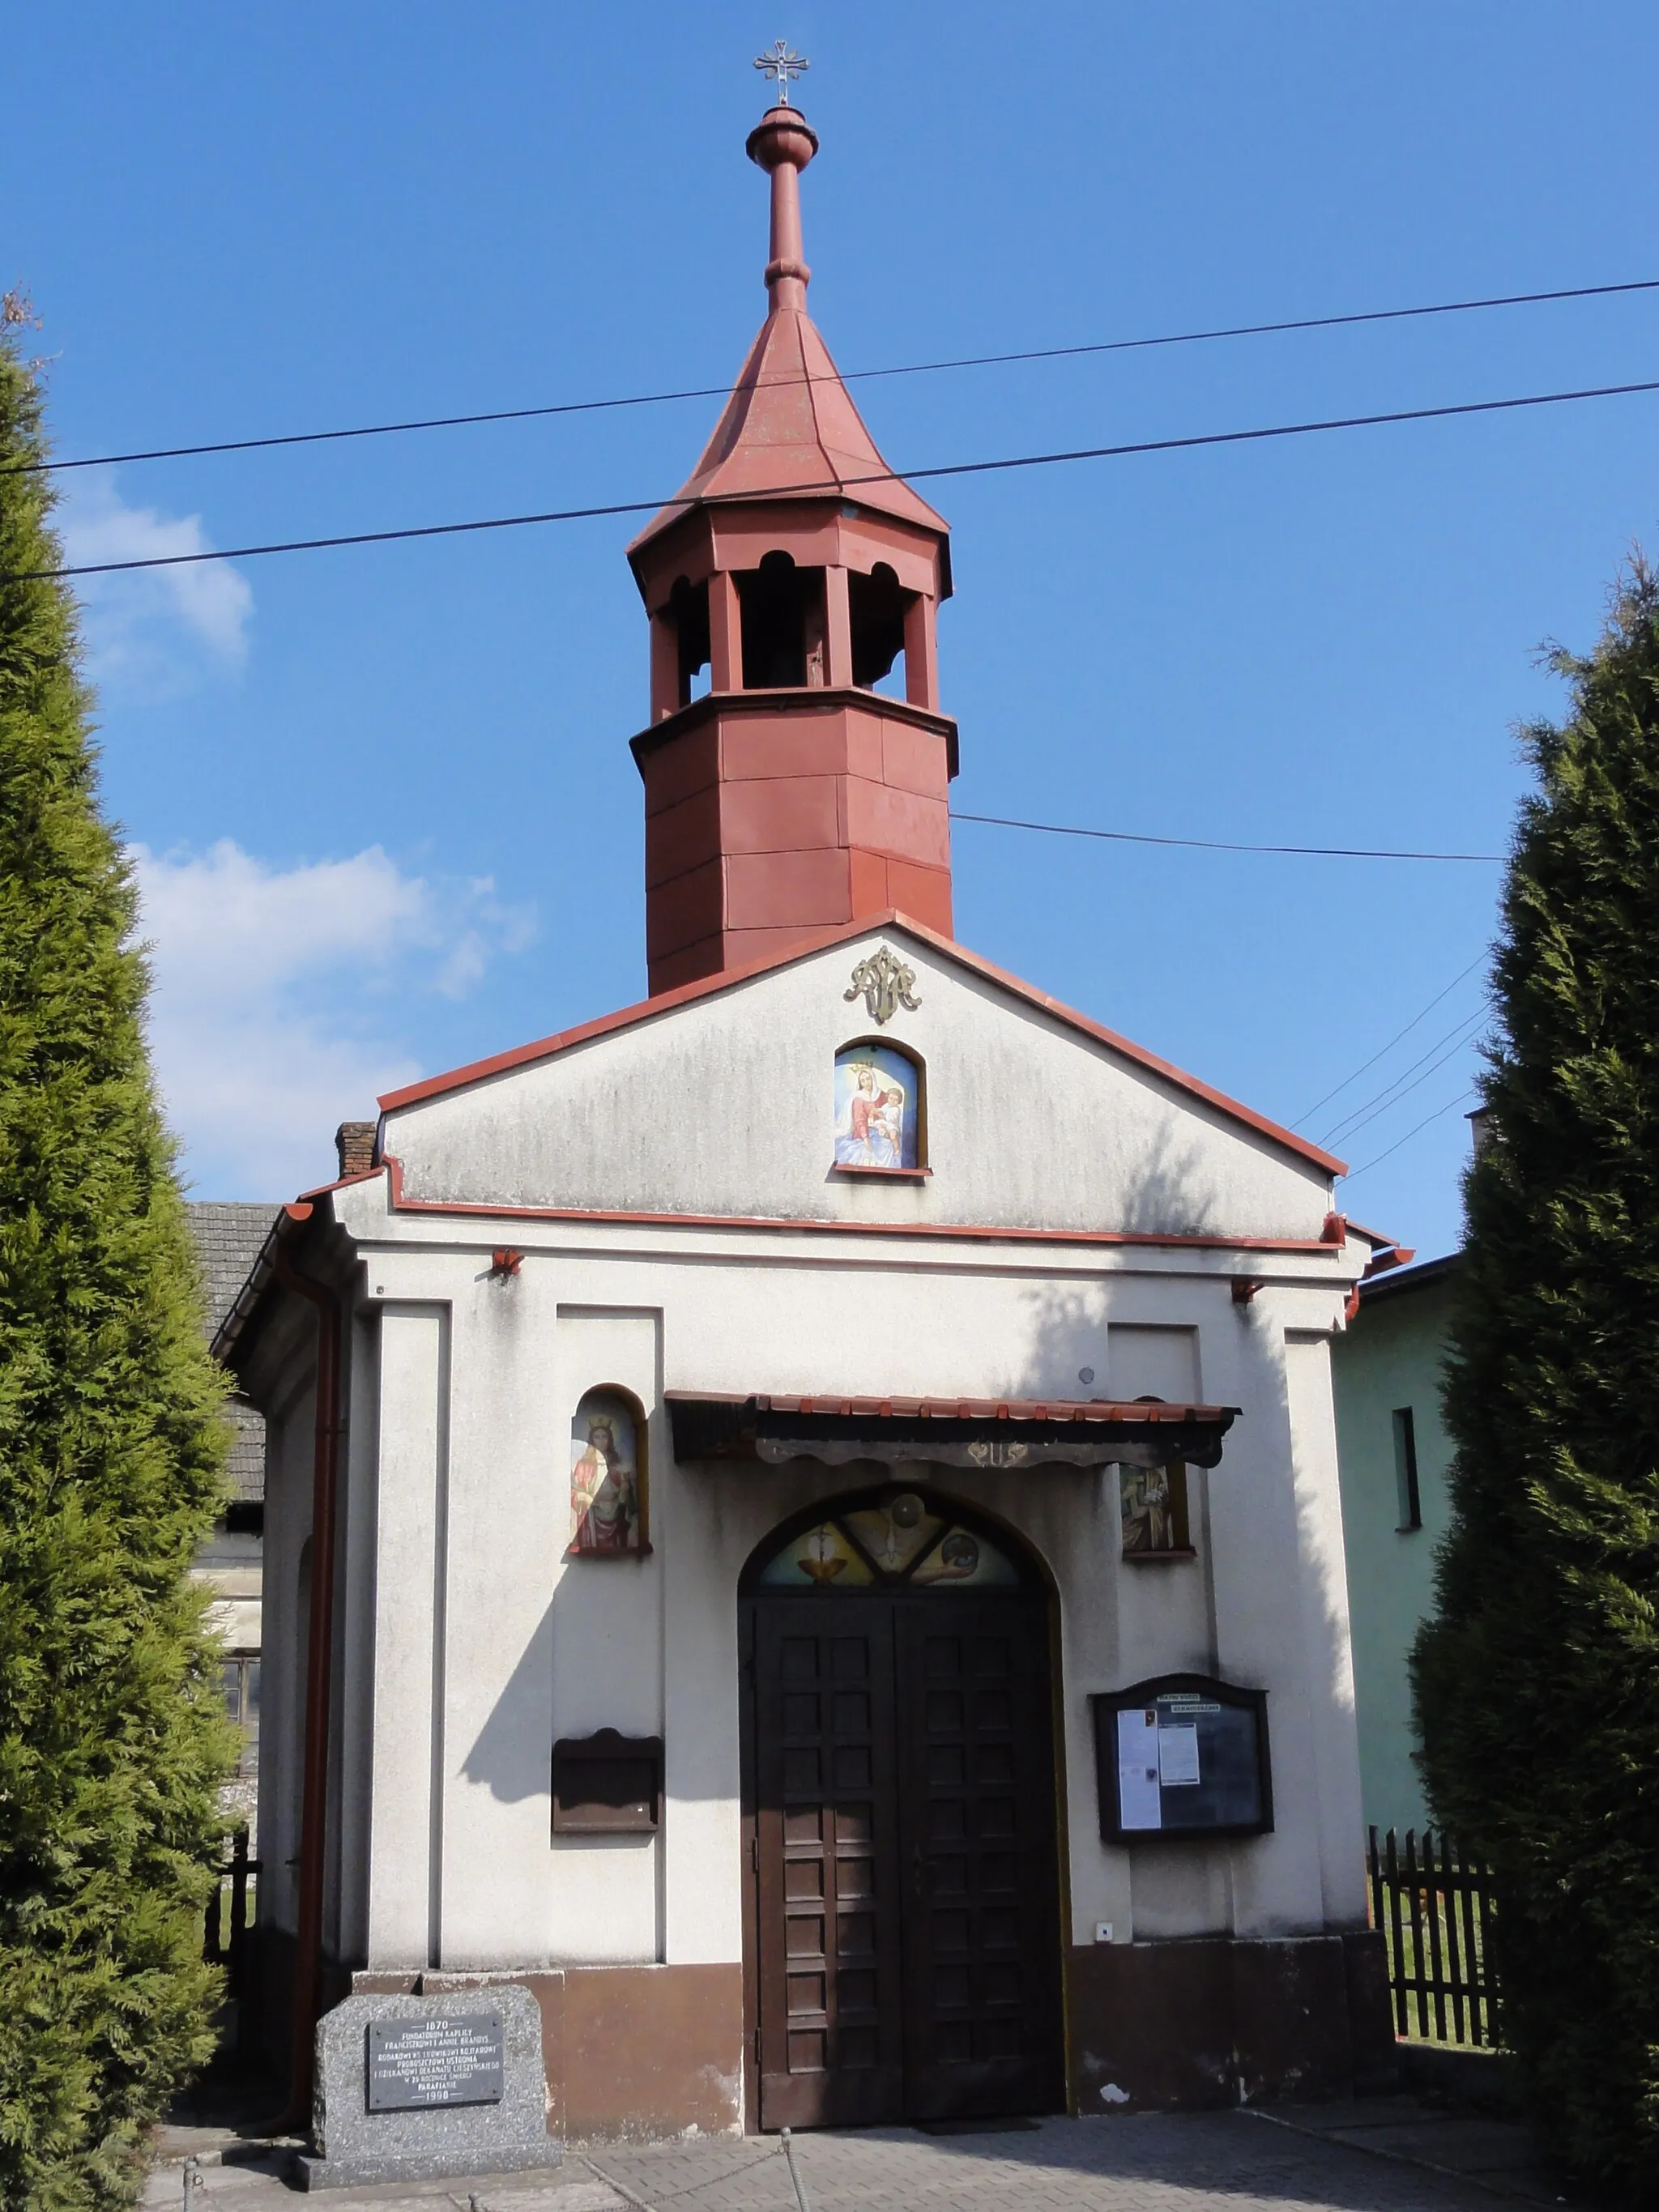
[634,307,949,540]
[629,105,949,556]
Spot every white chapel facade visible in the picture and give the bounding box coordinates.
[224,98,1394,2136]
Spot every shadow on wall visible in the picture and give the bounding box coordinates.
[1004,1118,1217,1396]
[1014,1281,1112,1398]
[458,1600,553,1803]
[1286,1318,1367,1809]
[1107,1111,1222,1241]
[1008,1169,1358,1781]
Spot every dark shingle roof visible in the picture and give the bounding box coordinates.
[187,1203,278,1502]
[190,1203,278,1323]
[220,1402,267,1502]
[1354,1251,1461,1309]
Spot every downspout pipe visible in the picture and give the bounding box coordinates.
[269,1218,345,2131]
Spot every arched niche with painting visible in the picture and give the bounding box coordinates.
[567,1386,651,1558]
[831,1038,927,1177]
[1119,1398,1195,1562]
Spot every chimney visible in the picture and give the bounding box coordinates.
[1466,1106,1495,1159]
[335,1120,377,1179]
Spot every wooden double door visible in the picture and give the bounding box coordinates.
[744,1585,1064,2128]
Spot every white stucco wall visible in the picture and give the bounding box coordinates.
[321,1203,1364,1976]
[363,1305,450,1967]
[547,1308,662,1963]
[248,931,1370,1984]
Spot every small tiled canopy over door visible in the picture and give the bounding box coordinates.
[742,1494,1064,2128]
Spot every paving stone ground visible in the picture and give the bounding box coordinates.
[143,2097,1577,2212]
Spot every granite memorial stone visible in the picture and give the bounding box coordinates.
[298,1984,556,2190]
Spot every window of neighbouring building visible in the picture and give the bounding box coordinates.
[1392,1407,1422,1531]
[220,1654,261,1776]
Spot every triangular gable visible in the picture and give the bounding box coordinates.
[378,911,1344,1181]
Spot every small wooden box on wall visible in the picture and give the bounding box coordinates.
[551,1728,663,1835]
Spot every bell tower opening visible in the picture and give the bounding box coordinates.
[738,551,828,689]
[669,576,711,705]
[849,561,909,693]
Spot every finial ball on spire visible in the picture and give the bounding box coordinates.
[746,106,818,176]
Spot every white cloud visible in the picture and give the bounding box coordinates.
[435,930,488,1000]
[130,840,537,1197]
[58,471,252,684]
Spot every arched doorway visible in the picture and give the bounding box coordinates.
[740,1490,1065,2129]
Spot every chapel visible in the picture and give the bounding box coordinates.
[223,92,1394,2142]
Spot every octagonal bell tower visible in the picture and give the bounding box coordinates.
[627,102,957,995]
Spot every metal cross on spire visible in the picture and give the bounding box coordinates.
[753,39,809,106]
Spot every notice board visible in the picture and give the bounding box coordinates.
[551,1728,663,1834]
[1091,1674,1272,1842]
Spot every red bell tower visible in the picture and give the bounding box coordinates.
[628,102,957,995]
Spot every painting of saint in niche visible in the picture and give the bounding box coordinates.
[834,1043,919,1170]
[1120,1461,1190,1555]
[569,1392,646,1555]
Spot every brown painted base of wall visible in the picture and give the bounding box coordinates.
[352,1964,744,2140]
[1067,1931,1397,2112]
[249,1935,1386,2139]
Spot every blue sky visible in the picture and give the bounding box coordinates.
[7,3,1658,1254]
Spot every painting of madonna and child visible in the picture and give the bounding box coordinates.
[569,1390,647,1555]
[833,1043,919,1170]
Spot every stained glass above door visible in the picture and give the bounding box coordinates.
[757,1496,1021,1590]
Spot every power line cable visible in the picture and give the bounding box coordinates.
[1341,1089,1478,1183]
[14,275,1659,479]
[15,372,1659,588]
[1327,1012,1495,1150]
[1320,1003,1492,1145]
[953,812,1502,863]
[1325,1017,1488,1148]
[1291,953,1491,1127]
[1319,997,1492,1139]
[1323,1015,1491,1149]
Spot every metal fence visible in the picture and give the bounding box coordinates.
[1368,1825,1500,2048]
[203,1823,259,2006]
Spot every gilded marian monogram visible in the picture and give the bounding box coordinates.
[967,1440,1030,1468]
[844,946,920,1026]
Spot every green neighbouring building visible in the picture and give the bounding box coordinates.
[1332,1252,1460,1840]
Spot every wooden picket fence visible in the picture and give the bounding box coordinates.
[203,1823,260,2005]
[1367,1825,1501,2048]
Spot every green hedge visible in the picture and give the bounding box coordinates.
[1414,558,1659,2201]
[0,305,235,2210]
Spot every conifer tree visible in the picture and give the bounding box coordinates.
[0,302,234,2210]
[1414,556,1659,2200]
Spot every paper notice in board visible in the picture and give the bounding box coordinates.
[1158,1723,1201,1787]
[1117,1708,1162,1830]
